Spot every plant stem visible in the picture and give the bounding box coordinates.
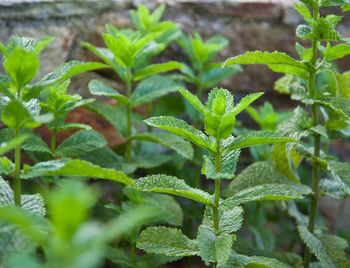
[213,138,221,231]
[13,128,21,206]
[147,102,153,132]
[304,6,320,268]
[125,68,132,162]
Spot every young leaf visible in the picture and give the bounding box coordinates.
[55,130,107,157]
[137,226,200,257]
[131,75,178,106]
[224,131,298,152]
[320,0,349,7]
[298,225,349,267]
[0,134,28,156]
[132,62,184,81]
[129,132,194,160]
[177,87,206,115]
[0,157,14,175]
[88,79,132,105]
[219,206,244,235]
[197,224,234,266]
[0,176,14,207]
[20,159,135,186]
[1,99,41,129]
[4,47,39,90]
[231,92,264,116]
[202,150,240,179]
[222,184,305,210]
[29,61,107,98]
[144,116,213,152]
[133,175,214,206]
[200,65,242,88]
[328,162,350,195]
[320,179,348,199]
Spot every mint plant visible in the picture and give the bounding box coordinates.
[132,87,306,267]
[82,19,189,168]
[224,1,350,267]
[0,36,106,206]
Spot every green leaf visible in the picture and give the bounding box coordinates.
[232,92,264,116]
[132,61,184,81]
[88,79,132,105]
[327,162,350,195]
[226,161,312,196]
[0,157,14,175]
[271,143,303,183]
[30,61,107,98]
[141,192,184,227]
[320,179,348,199]
[224,51,307,72]
[302,17,343,41]
[324,44,350,60]
[131,75,178,106]
[0,176,14,207]
[129,132,194,160]
[1,99,41,129]
[224,131,298,152]
[219,206,244,235]
[0,134,28,155]
[222,184,305,210]
[200,65,242,88]
[177,87,206,115]
[216,234,234,267]
[222,253,288,268]
[320,0,349,7]
[21,132,52,154]
[299,0,319,8]
[294,4,312,22]
[55,130,107,157]
[20,159,134,186]
[4,47,39,89]
[85,101,127,137]
[197,224,216,265]
[134,174,214,206]
[81,42,126,80]
[298,225,349,267]
[197,224,234,266]
[54,123,92,132]
[137,226,200,257]
[144,116,213,152]
[202,149,240,179]
[335,71,350,100]
[277,106,312,139]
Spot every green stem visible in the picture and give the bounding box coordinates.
[213,138,221,231]
[51,118,57,154]
[147,102,153,132]
[304,6,320,268]
[125,68,132,162]
[13,128,21,206]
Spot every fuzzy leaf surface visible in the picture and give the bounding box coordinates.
[132,62,183,81]
[130,132,193,160]
[328,162,350,195]
[134,175,213,205]
[88,79,132,105]
[224,131,297,152]
[131,75,178,106]
[222,253,288,268]
[55,130,107,157]
[222,184,305,209]
[202,150,240,179]
[137,226,200,257]
[21,159,134,186]
[298,225,349,268]
[144,116,213,152]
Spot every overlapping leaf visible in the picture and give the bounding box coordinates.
[133,175,213,205]
[129,132,193,160]
[20,159,134,186]
[137,226,200,257]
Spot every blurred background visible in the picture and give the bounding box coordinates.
[0,0,349,237]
